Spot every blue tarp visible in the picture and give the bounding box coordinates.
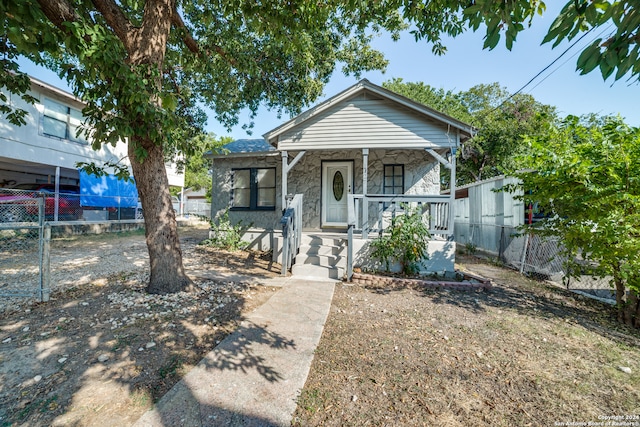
[79,171,138,208]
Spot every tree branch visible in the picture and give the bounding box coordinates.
[36,0,81,31]
[170,10,235,66]
[171,11,199,54]
[91,0,138,52]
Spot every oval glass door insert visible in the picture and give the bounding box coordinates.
[333,171,344,201]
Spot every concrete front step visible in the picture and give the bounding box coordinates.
[291,263,345,280]
[295,254,346,269]
[292,233,348,280]
[300,234,346,247]
[298,244,344,256]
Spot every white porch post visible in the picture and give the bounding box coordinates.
[281,151,288,211]
[449,146,457,239]
[362,148,369,239]
[281,150,306,211]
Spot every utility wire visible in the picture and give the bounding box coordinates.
[486,26,598,116]
[527,25,614,94]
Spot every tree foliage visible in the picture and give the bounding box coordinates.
[510,116,640,327]
[384,79,557,184]
[181,133,232,200]
[458,84,557,183]
[463,0,640,82]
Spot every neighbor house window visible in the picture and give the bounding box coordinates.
[42,98,87,144]
[231,167,276,210]
[383,164,404,209]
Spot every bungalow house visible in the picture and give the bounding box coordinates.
[207,79,473,279]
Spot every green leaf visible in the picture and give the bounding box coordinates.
[576,41,602,74]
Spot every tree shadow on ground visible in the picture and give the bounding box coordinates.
[0,226,286,427]
[134,321,297,427]
[200,321,296,382]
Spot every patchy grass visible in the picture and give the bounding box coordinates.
[293,255,640,426]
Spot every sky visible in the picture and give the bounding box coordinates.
[17,4,639,140]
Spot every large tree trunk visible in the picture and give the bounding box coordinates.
[622,289,640,328]
[613,271,640,328]
[36,0,190,293]
[124,0,190,293]
[130,137,191,294]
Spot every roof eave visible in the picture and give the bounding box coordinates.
[206,151,280,159]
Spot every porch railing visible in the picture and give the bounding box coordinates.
[280,193,303,276]
[346,193,452,281]
[347,194,452,238]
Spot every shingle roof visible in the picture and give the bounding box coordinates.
[223,138,275,154]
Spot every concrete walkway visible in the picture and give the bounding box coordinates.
[133,276,336,427]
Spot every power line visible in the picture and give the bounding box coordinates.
[486,26,599,116]
[527,25,614,94]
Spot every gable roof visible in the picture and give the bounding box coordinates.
[263,79,474,145]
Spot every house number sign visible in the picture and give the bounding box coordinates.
[333,171,344,201]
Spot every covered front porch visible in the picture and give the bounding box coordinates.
[277,144,459,280]
[278,146,457,232]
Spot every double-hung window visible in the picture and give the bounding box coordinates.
[383,164,404,209]
[42,98,87,144]
[231,167,276,210]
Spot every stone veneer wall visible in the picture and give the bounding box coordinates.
[211,149,441,232]
[287,149,440,230]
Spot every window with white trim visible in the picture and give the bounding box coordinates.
[42,98,88,144]
[231,167,276,210]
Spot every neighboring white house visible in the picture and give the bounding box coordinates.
[207,79,473,277]
[0,76,184,219]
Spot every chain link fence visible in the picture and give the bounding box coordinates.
[0,193,50,301]
[455,222,615,302]
[0,187,148,303]
[0,187,146,223]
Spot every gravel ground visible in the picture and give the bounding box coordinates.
[0,226,149,313]
[0,221,246,313]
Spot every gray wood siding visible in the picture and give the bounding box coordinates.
[277,99,458,150]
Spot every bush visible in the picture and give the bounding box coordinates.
[370,204,430,275]
[201,210,251,251]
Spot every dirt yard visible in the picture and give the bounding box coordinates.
[0,223,282,426]
[3,227,640,427]
[293,255,640,427]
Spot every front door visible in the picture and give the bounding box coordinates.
[322,161,352,228]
